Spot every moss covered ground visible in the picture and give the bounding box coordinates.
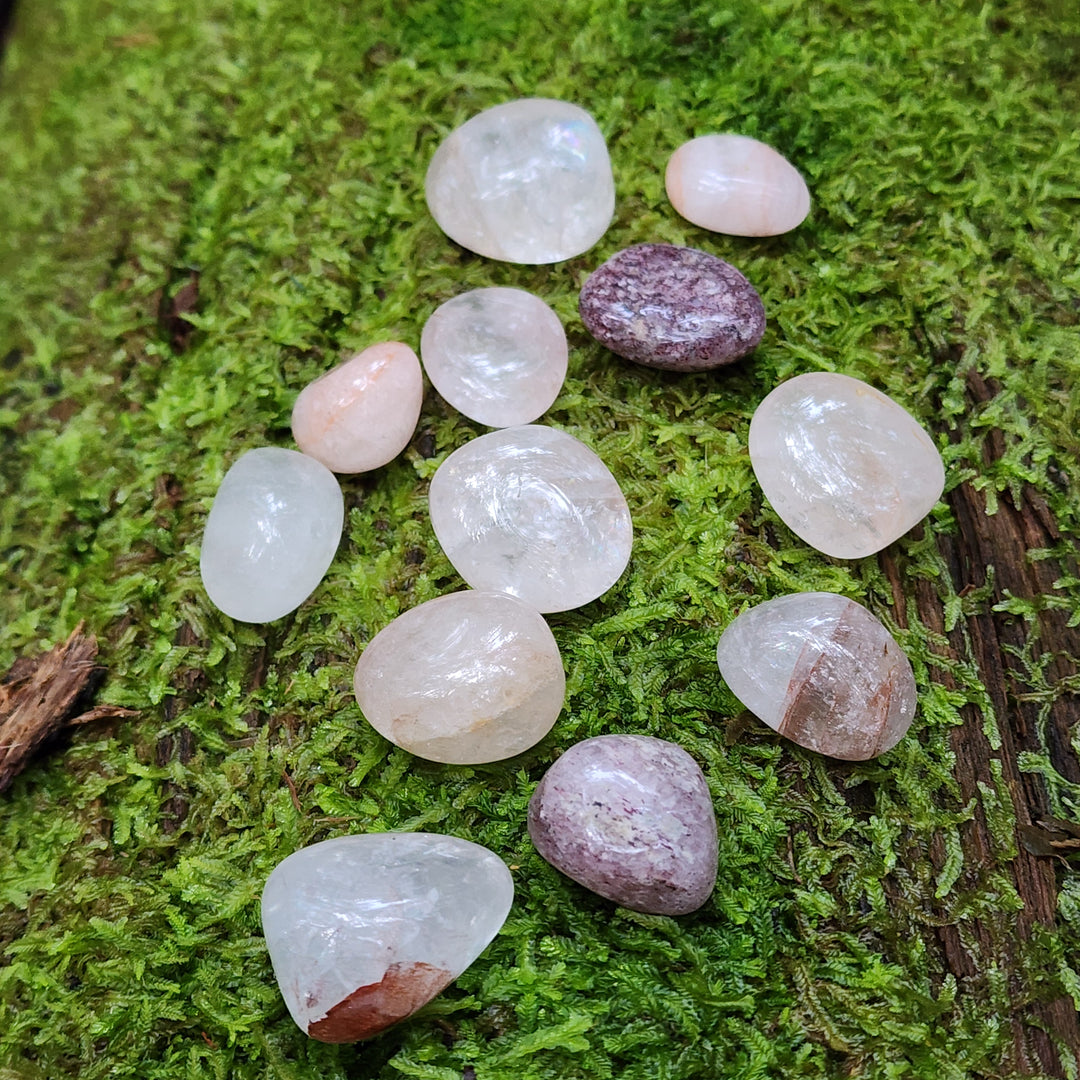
[1,0,1079,1077]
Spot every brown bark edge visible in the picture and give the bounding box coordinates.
[881,370,1080,1076]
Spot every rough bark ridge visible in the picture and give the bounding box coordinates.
[885,370,1080,1076]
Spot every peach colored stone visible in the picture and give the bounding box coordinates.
[665,134,810,237]
[291,342,423,474]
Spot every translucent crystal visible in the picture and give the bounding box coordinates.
[261,833,514,1042]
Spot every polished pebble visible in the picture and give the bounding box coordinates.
[291,342,423,474]
[262,834,514,1042]
[578,244,766,371]
[665,134,810,236]
[717,592,917,759]
[420,288,568,427]
[428,425,633,613]
[528,735,718,915]
[199,447,343,623]
[425,98,615,264]
[354,590,565,764]
[749,372,945,558]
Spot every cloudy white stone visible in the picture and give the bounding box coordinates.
[354,590,565,764]
[291,342,423,474]
[716,592,917,760]
[665,134,811,237]
[748,372,945,559]
[261,833,514,1043]
[428,425,633,613]
[420,288,568,427]
[425,98,615,264]
[199,447,343,622]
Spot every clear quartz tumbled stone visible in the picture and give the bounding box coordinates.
[425,98,615,264]
[199,447,343,623]
[261,834,513,1043]
[428,425,633,613]
[716,592,917,760]
[354,590,565,764]
[420,288,568,427]
[748,372,945,559]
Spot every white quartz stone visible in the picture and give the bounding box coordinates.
[199,447,343,622]
[420,288,568,427]
[261,833,513,1042]
[665,134,811,236]
[428,425,633,613]
[291,342,423,474]
[716,592,917,760]
[748,372,945,559]
[425,98,615,264]
[354,590,565,764]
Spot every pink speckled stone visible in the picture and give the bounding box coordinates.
[291,342,423,474]
[666,134,810,237]
[528,735,717,915]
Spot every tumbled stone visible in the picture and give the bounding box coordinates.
[354,590,565,764]
[528,735,717,915]
[425,98,615,264]
[716,592,917,760]
[748,372,945,559]
[199,447,343,623]
[291,342,423,474]
[665,134,811,236]
[578,244,765,371]
[420,288,568,427]
[428,425,632,613]
[261,833,514,1042]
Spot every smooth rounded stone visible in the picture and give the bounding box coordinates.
[428,425,632,614]
[261,833,514,1043]
[749,372,945,559]
[199,447,343,623]
[716,592,917,760]
[291,342,423,474]
[578,244,766,371]
[354,590,565,764]
[425,98,615,264]
[665,134,811,236]
[420,288,568,427]
[528,735,718,915]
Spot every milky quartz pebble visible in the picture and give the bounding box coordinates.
[199,447,343,623]
[425,98,615,264]
[420,288,568,427]
[428,425,633,613]
[261,833,513,1043]
[291,342,423,473]
[717,593,917,760]
[665,134,811,236]
[749,372,945,559]
[578,243,766,371]
[354,590,565,764]
[528,735,718,915]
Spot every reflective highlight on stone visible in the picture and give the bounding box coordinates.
[261,834,514,1042]
[425,99,615,264]
[291,342,423,474]
[578,243,765,371]
[199,447,343,623]
[428,425,633,613]
[716,592,917,760]
[420,288,568,427]
[354,590,566,764]
[749,373,945,558]
[665,134,810,236]
[528,735,718,914]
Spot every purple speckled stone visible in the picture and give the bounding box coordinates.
[578,243,766,372]
[527,734,718,915]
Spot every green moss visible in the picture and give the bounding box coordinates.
[1,0,1079,1077]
